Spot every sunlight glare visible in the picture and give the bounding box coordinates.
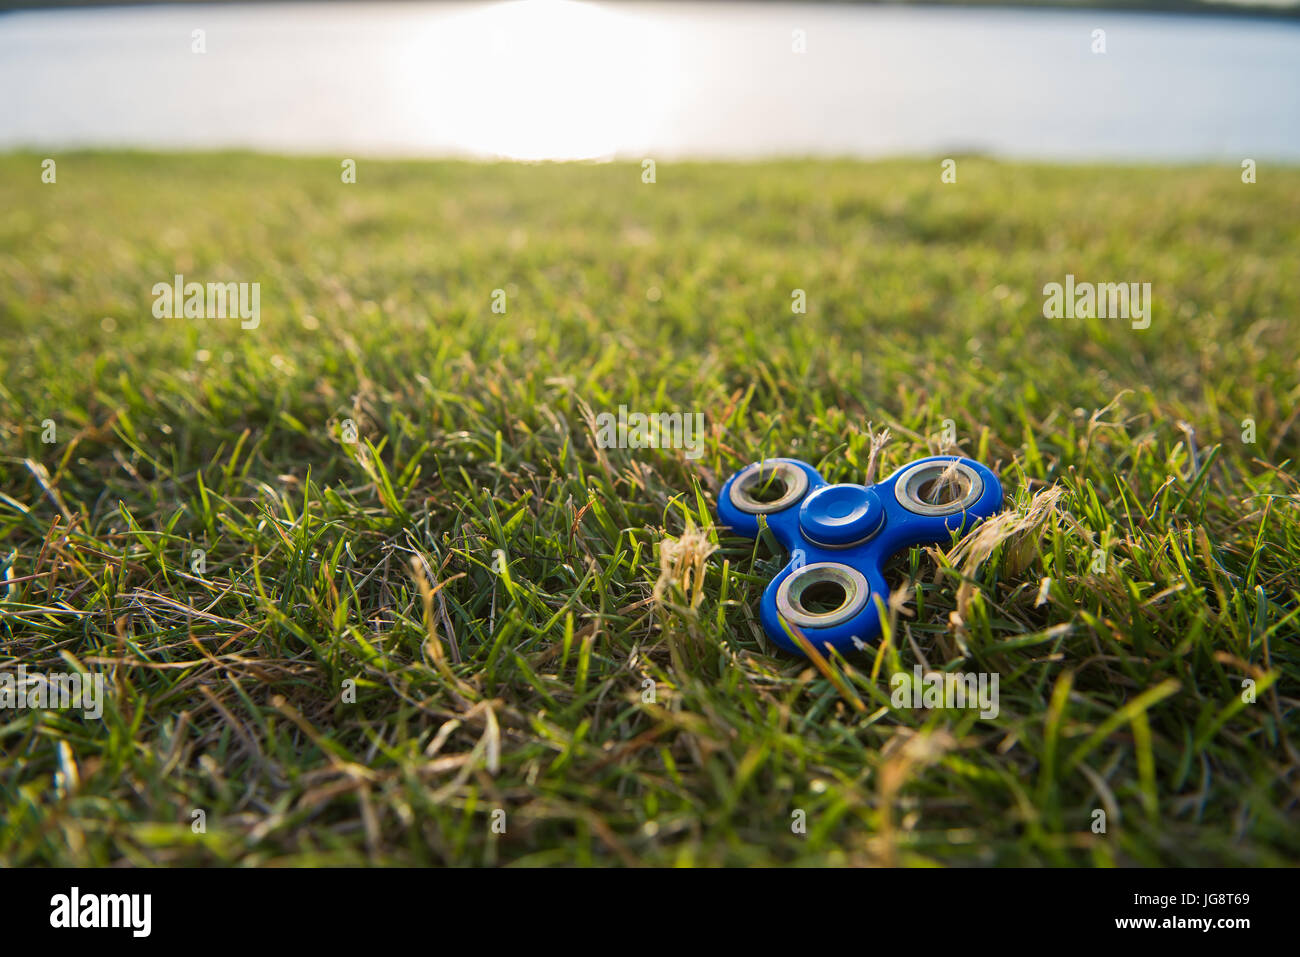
[411,0,673,161]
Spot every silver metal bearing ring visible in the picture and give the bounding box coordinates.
[728,460,809,514]
[892,460,984,516]
[775,562,869,629]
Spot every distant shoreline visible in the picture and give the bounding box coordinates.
[5,0,1300,24]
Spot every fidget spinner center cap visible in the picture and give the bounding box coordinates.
[798,484,884,548]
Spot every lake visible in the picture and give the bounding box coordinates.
[2,0,1298,161]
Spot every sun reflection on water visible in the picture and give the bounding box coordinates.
[408,0,676,161]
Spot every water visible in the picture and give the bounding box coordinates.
[2,0,1297,161]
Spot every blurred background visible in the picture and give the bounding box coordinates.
[3,0,1299,162]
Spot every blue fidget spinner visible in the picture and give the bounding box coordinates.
[718,455,1003,656]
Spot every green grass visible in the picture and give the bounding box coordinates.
[1,152,1298,866]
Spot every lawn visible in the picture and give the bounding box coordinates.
[1,152,1297,866]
